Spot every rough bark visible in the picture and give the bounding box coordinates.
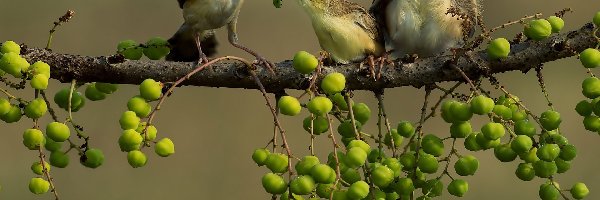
[19,23,597,92]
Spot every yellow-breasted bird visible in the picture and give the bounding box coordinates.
[371,0,482,58]
[296,0,385,74]
[166,0,275,72]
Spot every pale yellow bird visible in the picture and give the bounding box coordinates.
[371,0,482,58]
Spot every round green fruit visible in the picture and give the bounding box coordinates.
[421,134,444,157]
[594,12,600,26]
[316,183,336,198]
[143,37,170,60]
[81,148,104,168]
[262,173,287,194]
[29,61,51,78]
[85,83,107,101]
[515,163,535,181]
[46,122,70,142]
[450,121,471,138]
[24,98,47,119]
[384,129,404,148]
[303,115,329,134]
[278,96,301,116]
[341,168,361,184]
[330,93,349,110]
[487,38,511,60]
[417,153,439,174]
[494,143,518,162]
[49,151,69,168]
[345,147,367,168]
[371,165,394,188]
[393,177,415,196]
[464,133,482,151]
[575,100,593,116]
[0,98,10,115]
[120,111,140,130]
[266,153,289,173]
[421,179,443,197]
[397,121,415,138]
[449,101,473,122]
[399,153,417,170]
[570,182,589,199]
[119,129,143,152]
[511,135,533,154]
[23,129,45,150]
[539,182,559,200]
[31,161,51,175]
[347,181,369,199]
[1,40,20,54]
[311,164,335,184]
[290,175,315,195]
[95,82,118,94]
[295,155,320,175]
[307,96,333,116]
[346,140,370,154]
[492,104,512,121]
[139,79,162,101]
[127,150,147,168]
[555,158,571,173]
[28,178,50,194]
[470,95,495,114]
[30,74,49,90]
[481,122,505,140]
[559,144,577,161]
[540,110,561,130]
[454,155,479,176]
[53,88,85,112]
[252,148,271,166]
[533,160,557,178]
[0,52,28,78]
[127,96,151,117]
[514,120,537,136]
[352,103,370,124]
[292,51,318,74]
[321,72,346,95]
[547,16,564,33]
[519,147,540,163]
[117,40,143,60]
[447,179,469,197]
[525,19,552,41]
[579,48,600,68]
[582,77,600,98]
[44,137,62,152]
[155,138,175,157]
[135,122,157,141]
[537,144,560,162]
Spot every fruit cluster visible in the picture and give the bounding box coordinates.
[117,37,170,60]
[576,13,600,135]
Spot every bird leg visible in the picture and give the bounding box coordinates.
[360,55,378,81]
[194,31,210,65]
[375,52,395,80]
[227,18,276,74]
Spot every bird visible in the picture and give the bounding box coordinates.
[371,0,482,58]
[166,0,275,72]
[295,0,385,78]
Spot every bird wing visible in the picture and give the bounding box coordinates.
[335,0,381,42]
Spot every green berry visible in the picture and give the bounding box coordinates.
[85,83,107,101]
[295,155,320,175]
[540,110,561,130]
[303,115,329,134]
[492,104,512,121]
[266,153,288,173]
[481,122,505,140]
[384,129,404,148]
[155,138,175,157]
[417,153,438,174]
[23,129,45,150]
[421,179,443,197]
[46,122,70,142]
[575,100,593,116]
[311,164,335,184]
[371,165,394,188]
[292,51,318,74]
[53,88,85,112]
[346,140,370,154]
[81,148,104,168]
[49,151,69,168]
[533,160,557,178]
[511,135,533,154]
[0,52,28,78]
[547,16,564,33]
[135,122,157,141]
[143,37,170,60]
[487,38,511,59]
[278,96,301,116]
[524,19,552,41]
[399,153,417,170]
[252,148,271,166]
[539,182,559,200]
[337,120,362,138]
[28,178,50,194]
[24,98,47,119]
[519,147,540,163]
[330,93,349,110]
[347,181,369,199]
[117,40,143,60]
[454,155,479,176]
[447,179,469,197]
[321,72,346,94]
[580,48,600,68]
[450,121,471,138]
[555,158,570,173]
[119,129,143,152]
[120,111,140,130]
[570,182,589,199]
[352,103,370,124]
[494,143,518,162]
[514,120,537,136]
[397,121,415,138]
[394,177,415,195]
[262,173,287,194]
[44,137,62,152]
[475,132,501,150]
[95,82,118,94]
[441,100,458,123]
[341,168,360,184]
[290,175,315,195]
[367,148,387,163]
[421,134,444,157]
[127,96,151,118]
[470,95,495,114]
[559,144,577,161]
[127,150,147,168]
[139,79,162,101]
[29,61,51,78]
[595,12,600,26]
[449,101,473,121]
[307,96,333,116]
[345,147,367,168]
[1,41,20,54]
[31,161,50,175]
[464,133,482,151]
[0,98,10,115]
[537,144,561,162]
[582,77,600,98]
[316,183,336,198]
[30,74,49,90]
[515,163,535,181]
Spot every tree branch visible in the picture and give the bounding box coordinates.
[20,23,597,91]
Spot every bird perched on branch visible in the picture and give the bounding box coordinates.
[371,0,482,58]
[296,0,385,78]
[166,0,275,72]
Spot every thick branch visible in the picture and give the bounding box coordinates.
[20,23,596,91]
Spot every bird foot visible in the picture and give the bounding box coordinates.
[362,54,394,81]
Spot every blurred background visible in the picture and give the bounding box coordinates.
[0,0,598,199]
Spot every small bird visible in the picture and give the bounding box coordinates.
[166,0,275,72]
[371,0,482,58]
[296,0,385,69]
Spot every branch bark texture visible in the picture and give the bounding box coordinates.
[20,23,597,92]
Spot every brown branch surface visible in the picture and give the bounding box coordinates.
[20,23,596,91]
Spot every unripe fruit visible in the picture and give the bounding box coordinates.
[0,52,28,77]
[29,178,50,194]
[367,148,386,163]
[487,38,511,60]
[494,144,518,162]
[143,37,170,60]
[537,144,561,162]
[278,96,301,116]
[347,181,369,199]
[417,153,438,174]
[580,48,600,68]
[441,100,458,123]
[85,83,107,101]
[476,130,500,149]
[470,95,495,115]
[515,163,535,181]
[492,104,512,121]
[155,138,175,157]
[481,122,505,140]
[337,120,362,138]
[117,40,143,60]
[464,133,481,151]
[53,89,85,112]
[332,190,348,200]
[311,164,335,184]
[127,150,147,168]
[346,140,370,154]
[421,134,444,157]
[421,179,443,197]
[29,61,51,78]
[44,137,62,152]
[46,122,70,142]
[290,175,315,195]
[520,147,540,163]
[514,120,537,136]
[341,168,360,184]
[119,129,143,152]
[371,165,394,188]
[303,116,329,134]
[95,83,118,94]
[447,179,468,197]
[292,51,318,74]
[582,77,600,98]
[23,129,44,150]
[316,183,336,198]
[265,153,288,173]
[570,182,589,199]
[450,121,471,138]
[547,16,564,33]
[533,160,557,178]
[352,103,370,124]
[24,98,47,119]
[391,178,413,196]
[31,161,50,175]
[81,148,104,168]
[321,72,346,94]
[295,155,320,175]
[399,153,417,170]
[595,12,600,26]
[330,93,349,110]
[252,148,271,166]
[1,41,20,54]
[262,173,287,194]
[511,135,533,154]
[524,19,552,41]
[49,151,69,168]
[307,96,333,116]
[136,122,157,141]
[0,98,10,115]
[559,144,577,161]
[555,158,571,173]
[575,100,593,116]
[139,79,162,101]
[539,182,559,200]
[382,157,402,177]
[449,101,473,121]
[454,155,479,176]
[30,74,49,90]
[384,129,404,148]
[127,96,151,117]
[397,121,415,138]
[120,111,140,130]
[345,147,367,168]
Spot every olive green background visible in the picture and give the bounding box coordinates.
[0,0,599,199]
